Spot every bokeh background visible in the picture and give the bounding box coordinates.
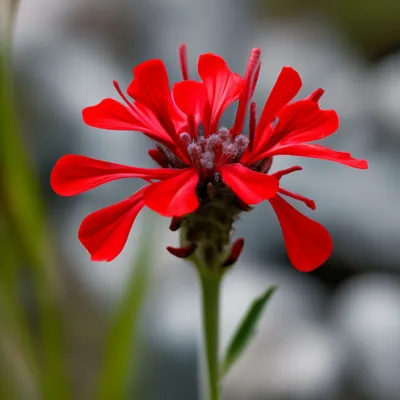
[1,0,400,399]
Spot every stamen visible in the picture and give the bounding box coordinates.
[273,166,303,180]
[180,132,191,148]
[157,145,186,168]
[148,149,169,168]
[178,44,189,81]
[221,135,248,163]
[187,115,197,139]
[249,63,261,99]
[198,136,206,150]
[222,143,236,163]
[203,101,212,137]
[188,143,201,168]
[279,188,316,210]
[248,101,257,151]
[246,48,261,80]
[200,151,215,170]
[232,48,261,135]
[234,135,249,148]
[221,238,245,267]
[307,88,325,103]
[164,122,192,166]
[258,157,272,173]
[205,134,220,152]
[206,134,223,163]
[113,80,135,110]
[218,127,230,141]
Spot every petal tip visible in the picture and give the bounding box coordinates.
[359,160,369,169]
[269,195,332,273]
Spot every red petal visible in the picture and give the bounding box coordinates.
[275,100,339,144]
[127,59,171,117]
[143,168,199,216]
[82,98,174,146]
[127,59,187,136]
[173,80,208,120]
[260,143,368,169]
[50,154,185,196]
[269,195,332,272]
[82,99,134,130]
[172,81,208,135]
[198,53,244,133]
[78,188,146,261]
[220,163,279,205]
[254,67,302,151]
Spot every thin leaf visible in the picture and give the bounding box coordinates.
[95,214,155,400]
[221,286,277,377]
[0,295,40,399]
[0,43,69,398]
[0,214,40,399]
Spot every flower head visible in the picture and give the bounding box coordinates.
[51,45,368,272]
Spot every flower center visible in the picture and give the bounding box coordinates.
[157,127,249,175]
[185,127,249,172]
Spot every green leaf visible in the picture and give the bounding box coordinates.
[221,286,277,377]
[95,214,155,400]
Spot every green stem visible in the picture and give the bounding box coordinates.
[199,271,221,400]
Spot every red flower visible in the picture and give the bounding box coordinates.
[51,45,367,271]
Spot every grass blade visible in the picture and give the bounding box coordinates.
[0,213,40,399]
[96,215,155,399]
[0,32,69,398]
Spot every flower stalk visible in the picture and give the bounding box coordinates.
[195,258,222,400]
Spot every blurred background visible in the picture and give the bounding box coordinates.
[1,0,400,399]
